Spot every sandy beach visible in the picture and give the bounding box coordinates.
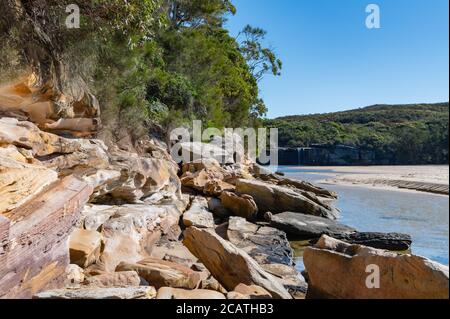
[299,165,449,195]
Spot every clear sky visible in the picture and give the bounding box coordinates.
[226,0,449,118]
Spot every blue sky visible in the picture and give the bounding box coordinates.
[226,0,449,118]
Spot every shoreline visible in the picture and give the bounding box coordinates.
[278,165,449,196]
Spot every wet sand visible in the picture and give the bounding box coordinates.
[293,165,449,195]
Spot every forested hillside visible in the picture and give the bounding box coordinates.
[0,0,281,141]
[265,103,449,164]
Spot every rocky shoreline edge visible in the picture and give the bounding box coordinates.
[1,78,448,300]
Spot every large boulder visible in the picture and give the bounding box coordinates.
[220,192,258,220]
[236,179,339,219]
[303,235,449,299]
[268,212,356,238]
[116,258,202,289]
[183,196,215,229]
[33,287,156,299]
[183,227,292,299]
[97,204,182,272]
[69,229,103,268]
[227,217,294,266]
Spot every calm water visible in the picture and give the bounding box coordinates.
[274,166,450,270]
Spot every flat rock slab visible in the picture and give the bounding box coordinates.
[268,212,356,239]
[304,235,449,299]
[227,217,294,266]
[33,287,157,299]
[183,227,292,299]
[268,212,412,251]
[69,229,102,268]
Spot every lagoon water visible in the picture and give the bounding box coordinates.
[275,166,450,271]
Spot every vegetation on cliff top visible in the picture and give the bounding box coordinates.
[265,103,449,164]
[0,0,281,138]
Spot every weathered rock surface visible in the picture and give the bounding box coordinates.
[116,258,202,289]
[204,179,235,197]
[34,287,156,299]
[65,264,85,286]
[261,263,307,299]
[236,179,339,219]
[156,287,226,299]
[150,238,198,268]
[207,197,231,219]
[84,271,141,288]
[228,284,272,299]
[183,227,292,299]
[69,229,102,268]
[268,212,356,238]
[0,147,58,214]
[268,212,411,251]
[0,176,92,298]
[304,235,449,299]
[98,204,182,272]
[183,196,215,228]
[227,217,294,266]
[336,232,412,251]
[220,192,258,220]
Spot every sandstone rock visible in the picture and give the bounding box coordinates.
[229,284,272,299]
[98,204,182,272]
[156,287,226,299]
[261,263,308,298]
[200,277,228,293]
[179,142,234,164]
[220,192,258,220]
[150,239,198,268]
[116,258,201,289]
[65,264,85,286]
[236,179,339,219]
[0,117,80,157]
[0,176,92,298]
[69,229,102,268]
[0,149,58,214]
[78,204,117,231]
[268,212,356,239]
[84,271,141,288]
[183,196,215,228]
[278,178,338,199]
[303,235,449,299]
[183,227,292,299]
[207,197,231,219]
[34,287,156,299]
[227,217,294,266]
[204,179,235,196]
[92,148,181,203]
